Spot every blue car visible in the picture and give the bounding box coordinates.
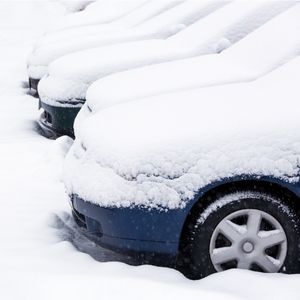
[70,177,300,278]
[64,57,300,279]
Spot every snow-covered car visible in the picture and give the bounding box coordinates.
[35,1,180,48]
[59,1,94,13]
[64,56,300,279]
[37,1,294,138]
[28,0,180,91]
[81,4,300,117]
[28,1,224,91]
[48,0,145,33]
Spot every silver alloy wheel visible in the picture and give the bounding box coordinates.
[209,209,287,272]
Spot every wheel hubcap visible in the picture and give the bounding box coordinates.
[242,241,254,253]
[209,209,287,273]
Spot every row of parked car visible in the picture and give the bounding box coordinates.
[29,0,300,279]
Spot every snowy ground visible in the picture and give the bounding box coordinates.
[0,2,300,300]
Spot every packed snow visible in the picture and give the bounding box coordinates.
[83,4,300,113]
[28,1,225,76]
[37,1,295,104]
[2,2,300,300]
[66,57,300,209]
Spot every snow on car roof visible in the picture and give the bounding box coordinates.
[135,0,226,33]
[36,1,183,48]
[29,1,182,79]
[63,57,300,209]
[48,0,146,32]
[167,1,296,53]
[38,1,294,105]
[29,1,224,75]
[39,1,225,47]
[83,4,300,114]
[58,1,93,13]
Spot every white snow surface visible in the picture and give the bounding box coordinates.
[36,0,185,47]
[28,0,181,79]
[84,4,300,113]
[47,0,146,32]
[2,2,300,299]
[34,0,164,48]
[58,0,94,12]
[36,0,226,48]
[65,57,300,210]
[28,1,226,74]
[37,1,295,102]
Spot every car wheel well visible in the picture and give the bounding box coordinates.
[178,180,300,257]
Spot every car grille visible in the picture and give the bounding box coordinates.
[44,110,52,124]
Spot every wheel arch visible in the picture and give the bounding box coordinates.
[178,178,300,255]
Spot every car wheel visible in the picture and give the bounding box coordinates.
[179,191,300,279]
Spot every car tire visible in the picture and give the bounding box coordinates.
[179,190,300,279]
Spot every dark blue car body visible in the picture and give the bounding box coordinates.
[71,175,300,259]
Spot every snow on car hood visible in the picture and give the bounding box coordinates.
[37,0,191,47]
[28,1,224,73]
[82,4,300,115]
[63,57,300,210]
[47,0,146,33]
[37,1,293,102]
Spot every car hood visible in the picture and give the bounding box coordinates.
[83,4,300,114]
[64,57,300,210]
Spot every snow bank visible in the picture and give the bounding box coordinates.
[64,57,300,209]
[83,4,300,114]
[47,0,145,32]
[38,1,295,105]
[28,1,225,76]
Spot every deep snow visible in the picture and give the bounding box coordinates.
[1,2,300,300]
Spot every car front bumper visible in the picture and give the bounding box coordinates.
[70,195,190,259]
[38,101,81,139]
